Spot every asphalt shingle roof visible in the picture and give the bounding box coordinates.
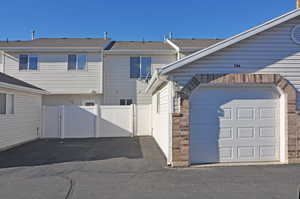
[171,38,224,49]
[0,72,44,91]
[106,41,174,50]
[0,38,111,48]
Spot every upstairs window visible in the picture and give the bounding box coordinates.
[0,93,14,115]
[130,56,151,79]
[68,54,87,70]
[19,54,38,70]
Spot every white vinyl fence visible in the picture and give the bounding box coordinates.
[42,104,151,138]
[98,105,133,137]
[135,105,152,136]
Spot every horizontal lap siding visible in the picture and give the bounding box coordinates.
[42,94,102,106]
[0,88,42,149]
[4,53,102,94]
[103,55,176,105]
[152,83,171,159]
[170,16,300,107]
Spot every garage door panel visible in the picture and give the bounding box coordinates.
[259,127,277,138]
[190,87,281,164]
[237,127,255,139]
[259,145,277,158]
[237,146,256,160]
[219,147,234,161]
[219,127,234,139]
[236,108,255,120]
[259,108,277,120]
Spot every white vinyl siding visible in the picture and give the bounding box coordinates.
[42,94,102,106]
[170,16,300,108]
[152,83,172,161]
[103,54,176,105]
[0,88,42,150]
[4,52,102,94]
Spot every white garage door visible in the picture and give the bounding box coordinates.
[190,86,281,164]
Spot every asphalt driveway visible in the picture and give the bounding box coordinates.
[0,137,299,199]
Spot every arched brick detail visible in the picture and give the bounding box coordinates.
[172,74,300,167]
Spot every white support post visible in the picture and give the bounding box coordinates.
[60,105,65,139]
[95,105,100,138]
[41,106,45,138]
[131,104,135,137]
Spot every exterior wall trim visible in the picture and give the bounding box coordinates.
[171,74,300,167]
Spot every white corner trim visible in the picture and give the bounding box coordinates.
[0,82,49,95]
[160,8,300,75]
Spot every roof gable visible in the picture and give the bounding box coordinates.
[160,9,300,75]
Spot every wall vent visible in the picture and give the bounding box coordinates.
[291,25,300,44]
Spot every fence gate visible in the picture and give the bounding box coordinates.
[98,105,134,137]
[42,105,97,138]
[42,106,61,138]
[63,106,97,138]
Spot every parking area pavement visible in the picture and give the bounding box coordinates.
[0,137,299,199]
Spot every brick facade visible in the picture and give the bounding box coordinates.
[172,74,300,167]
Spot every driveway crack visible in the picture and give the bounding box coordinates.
[60,176,75,199]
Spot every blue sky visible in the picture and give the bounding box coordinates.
[0,0,296,41]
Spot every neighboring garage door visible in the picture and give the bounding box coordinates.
[190,86,281,164]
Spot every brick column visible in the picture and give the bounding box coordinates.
[172,99,190,167]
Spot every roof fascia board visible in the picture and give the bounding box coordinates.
[0,47,103,52]
[145,70,159,93]
[0,82,49,95]
[180,47,203,51]
[104,50,177,55]
[161,8,300,75]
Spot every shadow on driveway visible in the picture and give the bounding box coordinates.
[0,137,144,169]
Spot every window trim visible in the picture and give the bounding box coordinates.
[130,56,152,79]
[19,54,39,71]
[67,54,88,71]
